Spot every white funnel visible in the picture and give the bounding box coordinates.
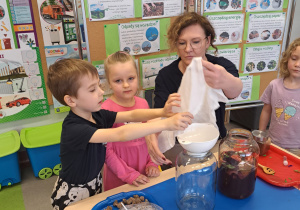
[177,123,219,156]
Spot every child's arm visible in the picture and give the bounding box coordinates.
[145,133,172,165]
[259,103,272,131]
[105,143,141,184]
[90,111,193,143]
[114,93,181,123]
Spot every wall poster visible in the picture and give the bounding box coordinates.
[119,20,160,56]
[0,48,49,123]
[45,44,87,113]
[206,13,244,45]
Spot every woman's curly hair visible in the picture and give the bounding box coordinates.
[167,12,217,54]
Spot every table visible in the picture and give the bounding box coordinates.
[66,146,300,210]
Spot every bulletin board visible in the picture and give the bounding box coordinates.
[202,0,291,104]
[32,0,292,107]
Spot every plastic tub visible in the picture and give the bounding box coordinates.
[20,122,62,179]
[0,130,21,190]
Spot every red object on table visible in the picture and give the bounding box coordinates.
[257,145,300,187]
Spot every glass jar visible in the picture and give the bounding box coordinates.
[217,128,259,199]
[176,150,217,210]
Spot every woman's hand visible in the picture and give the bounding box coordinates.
[132,174,149,187]
[162,93,181,117]
[145,166,160,177]
[202,60,243,99]
[145,134,172,165]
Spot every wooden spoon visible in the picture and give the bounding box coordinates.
[258,163,275,175]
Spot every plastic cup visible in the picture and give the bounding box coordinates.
[252,130,271,155]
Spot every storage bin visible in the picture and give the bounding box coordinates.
[20,122,62,179]
[0,130,21,190]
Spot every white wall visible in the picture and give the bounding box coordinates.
[290,1,300,43]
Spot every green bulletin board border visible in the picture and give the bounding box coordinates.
[241,41,280,71]
[229,73,260,104]
[6,0,18,49]
[104,18,170,56]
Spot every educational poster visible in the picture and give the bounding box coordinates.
[243,44,280,73]
[246,0,283,12]
[204,0,243,12]
[229,75,253,102]
[142,0,182,19]
[0,48,49,123]
[10,0,39,49]
[207,14,244,45]
[140,54,178,89]
[88,0,134,21]
[247,12,285,43]
[0,0,16,50]
[45,44,87,113]
[119,20,160,55]
[37,0,77,46]
[207,47,241,68]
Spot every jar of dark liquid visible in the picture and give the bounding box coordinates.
[217,128,259,199]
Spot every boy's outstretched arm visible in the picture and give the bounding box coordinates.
[259,103,272,131]
[89,112,193,143]
[114,93,181,123]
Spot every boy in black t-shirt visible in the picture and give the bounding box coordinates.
[47,58,193,209]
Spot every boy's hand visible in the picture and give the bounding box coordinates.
[163,93,181,117]
[132,174,149,187]
[165,112,193,131]
[145,166,160,177]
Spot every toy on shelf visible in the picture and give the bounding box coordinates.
[0,130,21,190]
[20,122,62,179]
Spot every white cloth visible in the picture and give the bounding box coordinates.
[158,57,228,153]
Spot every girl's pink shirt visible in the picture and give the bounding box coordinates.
[101,96,158,191]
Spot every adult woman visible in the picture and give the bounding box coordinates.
[146,12,242,166]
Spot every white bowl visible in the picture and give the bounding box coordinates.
[177,123,219,155]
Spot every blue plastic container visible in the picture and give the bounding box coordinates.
[20,122,62,179]
[0,130,21,190]
[92,191,163,210]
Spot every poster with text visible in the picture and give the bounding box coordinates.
[142,0,182,19]
[246,0,283,12]
[0,48,49,123]
[207,14,244,45]
[247,12,285,43]
[229,75,253,102]
[10,0,39,49]
[140,54,178,89]
[244,44,280,73]
[0,0,16,50]
[204,0,243,12]
[207,47,241,69]
[88,0,134,21]
[119,20,160,55]
[37,0,78,46]
[45,44,87,113]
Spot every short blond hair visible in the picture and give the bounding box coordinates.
[167,12,217,53]
[47,59,99,106]
[279,38,300,78]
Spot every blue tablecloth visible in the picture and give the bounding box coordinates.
[142,177,300,210]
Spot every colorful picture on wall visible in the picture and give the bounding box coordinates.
[37,0,77,46]
[0,48,49,123]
